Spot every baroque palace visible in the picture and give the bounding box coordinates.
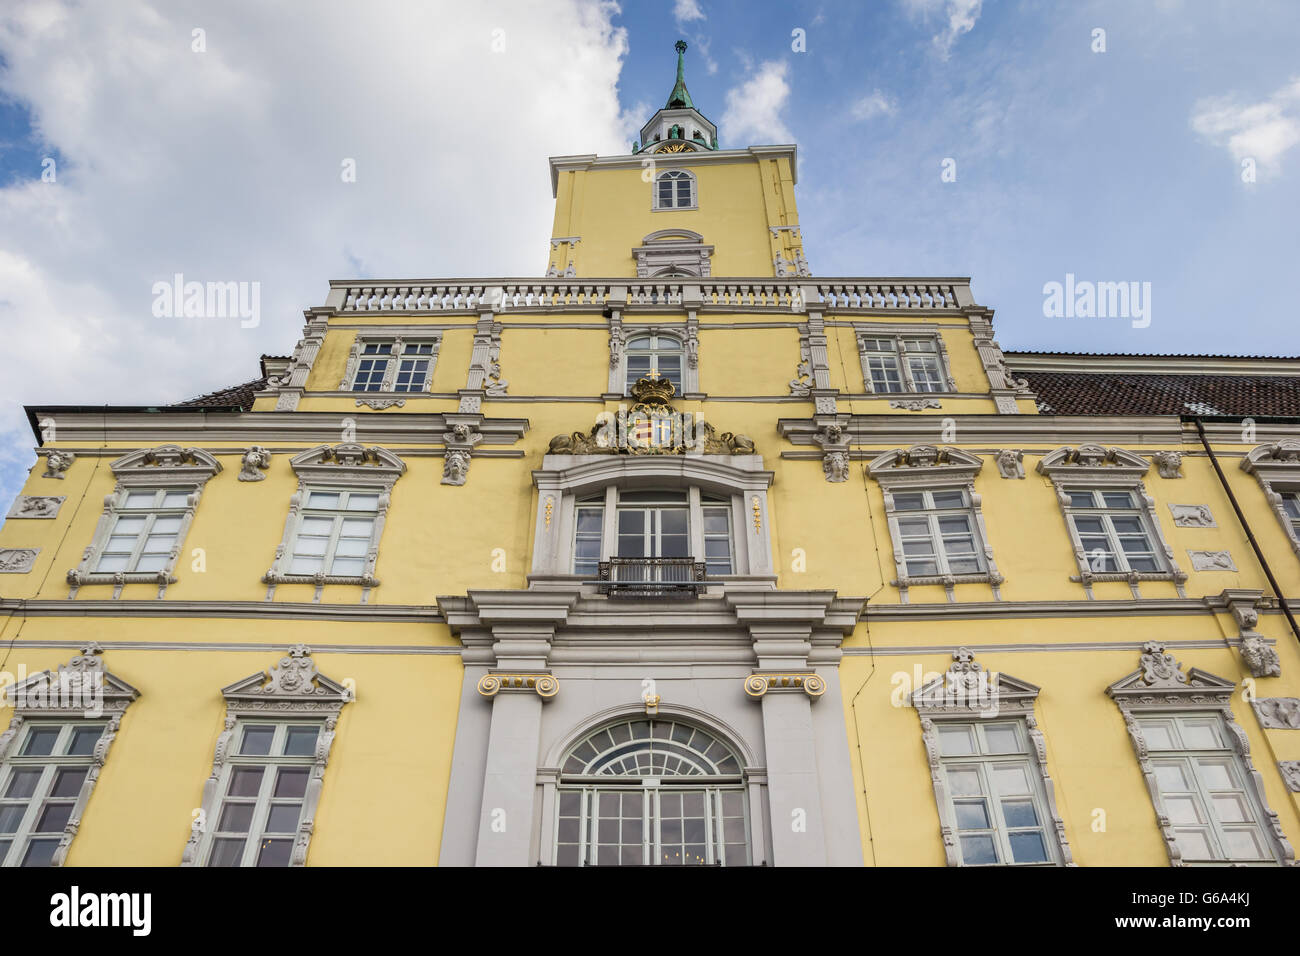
[2,42,1300,868]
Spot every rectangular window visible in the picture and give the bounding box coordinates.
[1065,487,1161,573]
[891,489,985,577]
[860,335,948,393]
[392,342,435,392]
[0,721,104,867]
[701,501,733,575]
[936,721,1053,866]
[573,502,605,576]
[1278,490,1300,539]
[1137,714,1274,863]
[349,338,437,392]
[556,787,748,867]
[350,341,393,392]
[204,721,321,867]
[288,489,379,577]
[93,487,190,573]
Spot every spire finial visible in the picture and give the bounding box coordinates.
[666,40,694,110]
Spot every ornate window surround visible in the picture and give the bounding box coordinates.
[0,644,139,867]
[867,445,1003,602]
[530,454,775,584]
[1241,439,1300,560]
[650,170,698,211]
[632,229,712,278]
[66,444,222,599]
[1036,444,1187,599]
[262,443,406,602]
[607,319,700,397]
[182,645,351,868]
[1106,641,1295,867]
[338,331,443,397]
[853,324,958,395]
[912,648,1073,867]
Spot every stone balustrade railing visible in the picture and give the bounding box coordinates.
[327,277,975,313]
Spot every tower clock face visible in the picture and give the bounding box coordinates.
[657,141,695,153]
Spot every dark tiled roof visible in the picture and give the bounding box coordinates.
[1016,371,1300,417]
[1005,351,1299,361]
[170,377,267,410]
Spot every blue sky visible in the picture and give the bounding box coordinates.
[0,0,1298,519]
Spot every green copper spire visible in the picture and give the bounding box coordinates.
[666,39,694,110]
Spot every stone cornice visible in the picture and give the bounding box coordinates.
[547,145,799,196]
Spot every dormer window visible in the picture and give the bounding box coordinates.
[654,170,696,210]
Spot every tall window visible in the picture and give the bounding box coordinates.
[0,721,105,867]
[1064,487,1161,573]
[1278,489,1300,539]
[625,334,683,392]
[934,720,1055,866]
[1137,714,1277,863]
[345,336,439,393]
[555,718,748,866]
[653,170,695,209]
[202,721,322,867]
[890,489,985,577]
[859,335,947,393]
[93,487,188,574]
[287,489,379,577]
[570,489,733,575]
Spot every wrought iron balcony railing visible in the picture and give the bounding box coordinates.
[597,557,708,598]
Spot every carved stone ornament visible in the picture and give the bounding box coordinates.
[1241,635,1282,680]
[822,451,849,483]
[6,496,65,519]
[1252,698,1300,729]
[1106,643,1296,866]
[1037,443,1150,473]
[545,377,755,456]
[0,548,40,573]
[355,398,406,410]
[477,672,559,699]
[237,446,272,482]
[889,398,942,411]
[743,672,826,699]
[1217,589,1281,678]
[1169,504,1215,527]
[41,450,75,478]
[1280,762,1300,792]
[181,646,352,868]
[1152,450,1184,478]
[0,644,139,867]
[788,342,813,396]
[912,649,1074,867]
[994,449,1025,479]
[1188,550,1236,572]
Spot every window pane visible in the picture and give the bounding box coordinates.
[1001,799,1039,828]
[1165,795,1203,825]
[1139,721,1176,750]
[932,491,965,510]
[283,726,320,757]
[66,726,103,756]
[266,804,302,833]
[274,767,310,799]
[1180,720,1222,750]
[21,728,59,757]
[1153,762,1190,792]
[256,838,293,867]
[938,725,975,756]
[1196,759,1235,791]
[228,767,264,797]
[992,765,1030,795]
[218,803,255,833]
[21,839,59,867]
[1103,492,1133,509]
[953,799,989,829]
[241,726,275,756]
[893,493,925,511]
[1009,830,1048,863]
[207,837,245,867]
[1068,491,1095,508]
[1176,829,1213,860]
[50,768,87,799]
[1211,793,1250,824]
[0,805,25,833]
[982,724,1020,755]
[946,768,982,796]
[306,492,340,509]
[346,494,380,512]
[1222,828,1267,860]
[35,802,73,833]
[959,834,998,864]
[5,769,42,799]
[122,493,156,509]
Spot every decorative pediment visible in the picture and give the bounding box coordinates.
[1242,440,1300,476]
[2,644,139,717]
[220,645,352,716]
[110,444,222,484]
[1106,641,1235,708]
[1036,444,1150,477]
[912,648,1039,715]
[868,444,984,479]
[546,377,754,456]
[289,443,406,486]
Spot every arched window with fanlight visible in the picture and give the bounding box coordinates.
[653,170,696,210]
[625,333,682,393]
[554,717,750,866]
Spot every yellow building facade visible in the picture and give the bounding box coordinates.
[2,43,1299,867]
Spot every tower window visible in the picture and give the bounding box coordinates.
[653,170,696,210]
[625,334,683,392]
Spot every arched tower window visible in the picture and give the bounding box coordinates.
[625,333,683,392]
[555,717,750,866]
[653,170,696,210]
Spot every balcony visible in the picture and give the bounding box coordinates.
[597,557,708,599]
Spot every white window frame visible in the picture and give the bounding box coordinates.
[0,645,138,868]
[624,333,685,395]
[567,489,735,576]
[263,444,407,601]
[1107,642,1294,866]
[284,488,381,579]
[855,326,957,395]
[1241,440,1300,561]
[610,320,700,395]
[867,445,1003,602]
[182,646,351,868]
[1062,487,1162,575]
[338,333,442,394]
[1037,445,1187,598]
[66,445,222,599]
[199,720,325,867]
[913,649,1073,867]
[651,169,697,211]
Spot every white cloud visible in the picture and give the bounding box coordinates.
[0,0,630,515]
[674,0,706,25]
[850,89,898,121]
[900,0,982,60]
[721,60,794,147]
[692,34,718,76]
[1191,77,1300,178]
